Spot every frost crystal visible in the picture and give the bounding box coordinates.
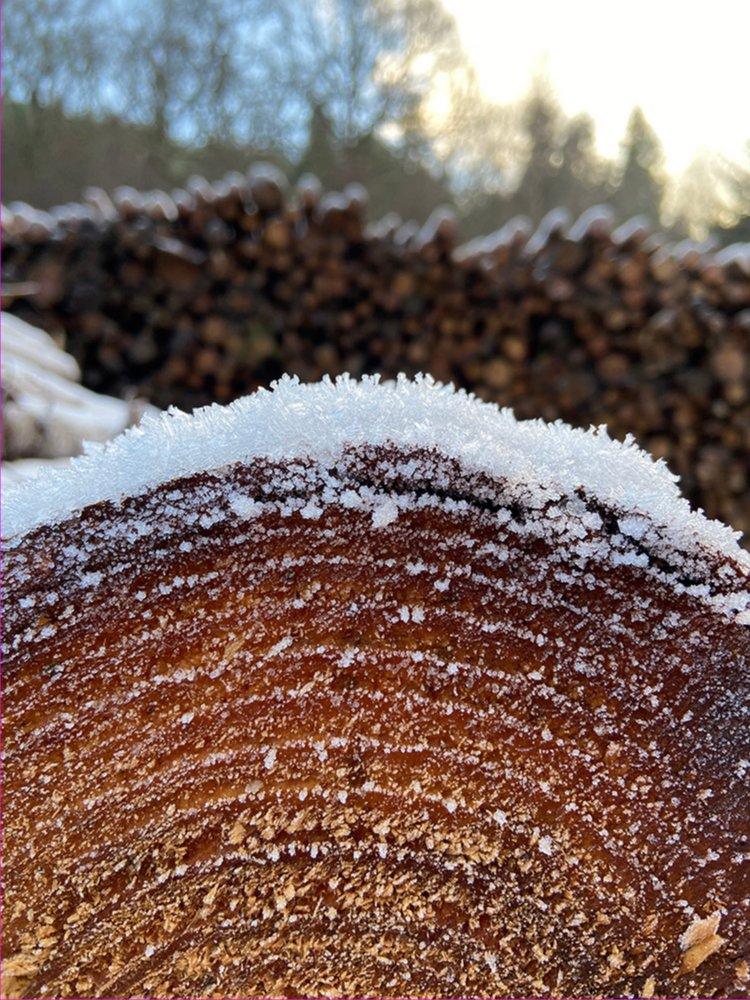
[0,374,743,560]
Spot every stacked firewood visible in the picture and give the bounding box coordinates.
[2,168,749,538]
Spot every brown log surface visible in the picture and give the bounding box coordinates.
[3,435,749,997]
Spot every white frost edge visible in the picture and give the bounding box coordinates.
[1,374,748,573]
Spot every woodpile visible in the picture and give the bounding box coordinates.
[3,170,749,538]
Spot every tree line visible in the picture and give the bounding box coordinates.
[4,0,749,242]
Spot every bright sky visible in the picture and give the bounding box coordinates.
[441,0,749,176]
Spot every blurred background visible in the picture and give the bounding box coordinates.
[4,0,750,238]
[2,0,749,538]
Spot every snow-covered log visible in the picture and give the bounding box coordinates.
[3,376,749,997]
[2,311,155,465]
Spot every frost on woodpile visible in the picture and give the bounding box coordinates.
[1,311,154,485]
